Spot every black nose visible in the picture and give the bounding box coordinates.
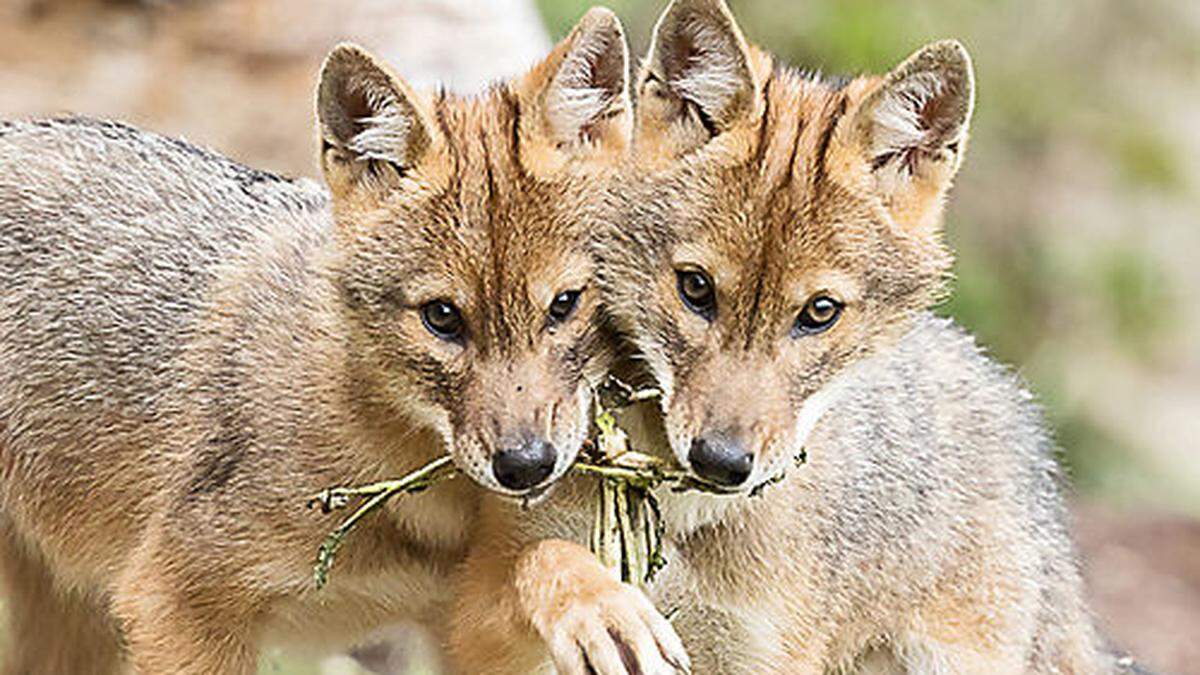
[688,436,753,487]
[492,439,557,491]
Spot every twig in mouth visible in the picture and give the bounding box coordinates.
[305,375,777,590]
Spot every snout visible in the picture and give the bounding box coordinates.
[688,435,754,487]
[492,438,558,491]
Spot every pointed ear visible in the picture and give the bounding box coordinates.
[850,40,975,235]
[637,0,757,153]
[316,43,440,198]
[516,7,630,173]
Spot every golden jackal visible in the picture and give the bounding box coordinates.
[0,8,644,673]
[450,1,1126,673]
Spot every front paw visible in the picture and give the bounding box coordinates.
[540,581,689,675]
[517,540,689,675]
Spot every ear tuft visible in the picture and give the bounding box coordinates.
[316,43,433,173]
[537,7,630,148]
[642,0,756,132]
[859,40,974,173]
[847,40,975,240]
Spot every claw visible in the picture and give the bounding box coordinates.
[543,582,691,675]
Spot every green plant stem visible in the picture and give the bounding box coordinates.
[308,456,457,589]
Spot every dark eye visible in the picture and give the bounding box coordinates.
[420,300,464,341]
[676,270,716,319]
[794,295,843,336]
[548,289,582,323]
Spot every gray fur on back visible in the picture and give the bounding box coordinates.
[0,116,329,475]
[0,117,333,514]
[812,315,1079,625]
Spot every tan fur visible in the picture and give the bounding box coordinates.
[0,8,631,673]
[450,1,1119,674]
[0,518,124,674]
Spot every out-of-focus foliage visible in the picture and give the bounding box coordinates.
[539,0,1200,514]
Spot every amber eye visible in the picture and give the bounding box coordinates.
[548,289,582,323]
[794,295,843,336]
[421,300,464,341]
[676,269,716,319]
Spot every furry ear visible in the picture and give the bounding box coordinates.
[516,7,630,171]
[316,43,439,197]
[851,40,975,233]
[637,0,756,146]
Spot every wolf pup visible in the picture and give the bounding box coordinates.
[450,0,1121,673]
[0,8,640,673]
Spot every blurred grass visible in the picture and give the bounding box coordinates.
[538,0,1199,512]
[1110,126,1186,192]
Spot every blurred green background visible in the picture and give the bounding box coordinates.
[1,0,1197,672]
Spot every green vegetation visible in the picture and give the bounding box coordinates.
[1098,246,1176,357]
[1111,126,1185,192]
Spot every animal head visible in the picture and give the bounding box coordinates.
[600,0,973,492]
[316,9,630,496]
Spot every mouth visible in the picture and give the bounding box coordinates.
[486,478,556,504]
[522,483,554,505]
[742,451,807,497]
[495,482,554,507]
[679,475,749,496]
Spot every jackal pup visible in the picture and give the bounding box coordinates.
[452,0,1121,673]
[0,8,633,672]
